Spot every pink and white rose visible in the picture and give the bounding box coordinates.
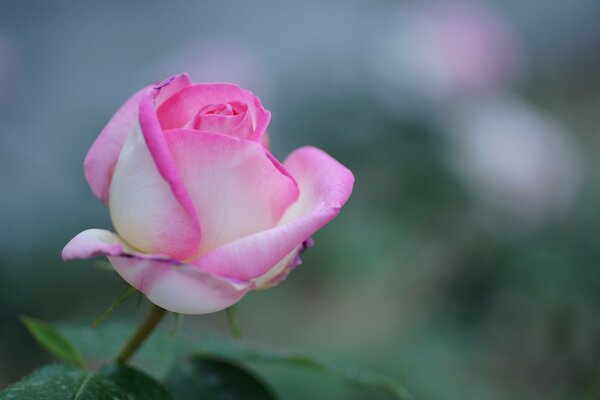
[62,73,354,314]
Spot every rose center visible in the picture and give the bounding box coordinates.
[188,101,250,135]
[198,101,247,117]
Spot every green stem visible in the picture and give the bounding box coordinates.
[115,304,167,364]
[93,286,137,328]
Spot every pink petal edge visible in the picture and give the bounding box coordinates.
[84,89,146,205]
[164,129,299,256]
[62,229,252,314]
[138,80,202,242]
[83,73,193,205]
[193,146,354,282]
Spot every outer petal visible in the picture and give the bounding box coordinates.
[109,127,200,260]
[83,73,192,205]
[62,229,252,314]
[154,73,192,106]
[62,228,133,259]
[136,80,203,256]
[84,89,146,204]
[164,129,299,256]
[194,146,354,281]
[253,238,314,289]
[156,84,271,141]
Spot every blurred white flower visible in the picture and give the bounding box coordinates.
[448,96,581,225]
[371,0,522,107]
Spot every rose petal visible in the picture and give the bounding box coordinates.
[253,238,314,289]
[108,256,251,314]
[83,74,192,205]
[154,73,192,106]
[109,127,200,260]
[194,146,354,281]
[156,83,271,141]
[62,229,252,314]
[164,129,299,256]
[84,89,146,205]
[259,132,270,150]
[62,228,130,259]
[251,246,298,289]
[188,110,250,137]
[136,83,203,258]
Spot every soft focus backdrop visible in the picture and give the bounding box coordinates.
[2,1,600,399]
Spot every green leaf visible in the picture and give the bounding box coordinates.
[59,322,187,378]
[193,339,414,400]
[165,356,276,400]
[21,316,84,367]
[88,364,174,400]
[0,364,84,399]
[0,363,172,400]
[58,322,413,399]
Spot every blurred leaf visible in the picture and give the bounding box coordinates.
[61,322,134,359]
[193,339,414,400]
[59,322,413,399]
[0,363,172,399]
[60,322,187,378]
[0,364,83,400]
[92,286,137,328]
[92,364,174,399]
[165,356,276,400]
[21,316,84,367]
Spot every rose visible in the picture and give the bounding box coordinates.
[62,73,354,314]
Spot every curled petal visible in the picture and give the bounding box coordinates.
[188,108,251,137]
[139,82,201,231]
[252,238,313,289]
[254,238,314,289]
[83,73,192,205]
[164,129,299,256]
[62,229,252,314]
[194,146,354,281]
[154,73,192,106]
[62,228,132,260]
[84,89,146,205]
[156,83,271,141]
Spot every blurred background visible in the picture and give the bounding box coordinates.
[1,1,600,399]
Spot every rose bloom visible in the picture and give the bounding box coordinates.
[448,96,580,225]
[62,73,354,314]
[372,0,521,103]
